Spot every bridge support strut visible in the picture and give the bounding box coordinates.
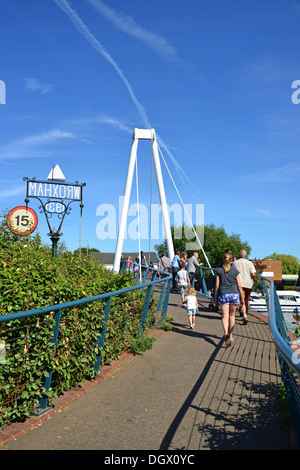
[113,128,175,272]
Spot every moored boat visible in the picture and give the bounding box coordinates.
[249,290,300,313]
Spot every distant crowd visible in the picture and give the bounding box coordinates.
[120,248,256,346]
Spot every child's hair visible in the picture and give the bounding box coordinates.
[179,261,185,269]
[222,253,232,273]
[186,286,196,296]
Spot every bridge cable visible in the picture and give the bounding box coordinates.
[148,153,153,265]
[157,143,213,272]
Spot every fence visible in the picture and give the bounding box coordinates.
[196,265,300,446]
[3,258,300,445]
[260,275,300,447]
[0,261,172,430]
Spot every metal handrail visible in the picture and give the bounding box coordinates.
[196,265,300,445]
[195,266,300,377]
[0,262,172,420]
[262,275,300,379]
[0,267,171,324]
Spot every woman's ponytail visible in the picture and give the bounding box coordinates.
[222,253,231,273]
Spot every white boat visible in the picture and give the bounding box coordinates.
[276,290,300,311]
[249,293,268,312]
[249,290,300,314]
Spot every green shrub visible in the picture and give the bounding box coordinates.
[0,211,156,428]
[129,332,156,355]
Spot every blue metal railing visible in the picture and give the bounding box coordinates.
[0,262,172,424]
[3,257,300,444]
[260,275,300,447]
[197,267,300,378]
[196,266,300,446]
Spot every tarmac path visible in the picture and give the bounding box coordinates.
[4,292,289,450]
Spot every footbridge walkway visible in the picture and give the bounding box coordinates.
[1,265,300,451]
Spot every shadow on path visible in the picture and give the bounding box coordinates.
[159,336,223,449]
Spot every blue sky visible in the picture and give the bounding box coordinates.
[1,0,300,262]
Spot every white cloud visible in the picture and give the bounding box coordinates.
[23,77,54,94]
[264,113,300,139]
[20,128,74,146]
[0,129,75,160]
[249,162,300,183]
[0,186,24,198]
[84,0,180,62]
[256,209,272,217]
[67,113,133,134]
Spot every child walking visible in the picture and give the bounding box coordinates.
[176,261,190,307]
[185,286,199,329]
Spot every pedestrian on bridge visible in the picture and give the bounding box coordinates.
[186,252,203,287]
[176,261,190,307]
[214,253,245,346]
[171,250,181,289]
[159,252,171,277]
[180,252,188,269]
[185,286,199,329]
[233,250,256,320]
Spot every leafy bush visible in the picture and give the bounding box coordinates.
[129,332,156,355]
[0,211,156,428]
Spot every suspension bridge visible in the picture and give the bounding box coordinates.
[1,129,300,451]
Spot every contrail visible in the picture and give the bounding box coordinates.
[52,0,199,195]
[53,0,151,128]
[84,0,179,62]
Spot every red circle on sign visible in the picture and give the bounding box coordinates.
[7,206,38,236]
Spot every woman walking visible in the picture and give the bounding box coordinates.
[214,253,245,346]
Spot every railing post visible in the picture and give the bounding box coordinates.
[261,278,269,310]
[94,297,111,375]
[199,268,208,295]
[135,264,140,282]
[278,353,300,448]
[138,284,154,333]
[33,308,62,415]
[156,279,167,313]
[142,266,148,283]
[120,259,126,273]
[262,277,290,343]
[160,277,172,323]
[1,265,174,426]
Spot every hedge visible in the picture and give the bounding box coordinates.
[0,211,156,428]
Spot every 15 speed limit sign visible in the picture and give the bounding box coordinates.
[7,206,38,236]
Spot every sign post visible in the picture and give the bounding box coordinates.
[23,165,85,257]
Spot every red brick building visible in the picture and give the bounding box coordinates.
[251,259,282,289]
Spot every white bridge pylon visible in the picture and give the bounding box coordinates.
[113,128,175,273]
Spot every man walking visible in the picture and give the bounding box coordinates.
[171,250,181,289]
[187,252,203,287]
[233,250,256,323]
[159,252,172,277]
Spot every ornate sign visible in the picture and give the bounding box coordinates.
[23,165,85,257]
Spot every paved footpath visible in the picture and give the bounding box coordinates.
[3,292,292,450]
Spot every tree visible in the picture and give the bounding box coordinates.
[73,247,100,255]
[155,223,251,267]
[263,253,300,275]
[0,209,43,250]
